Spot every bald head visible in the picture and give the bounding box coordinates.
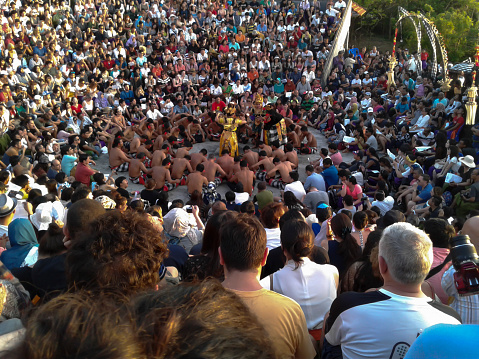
[461,216,479,250]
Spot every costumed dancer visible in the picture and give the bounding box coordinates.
[216,103,246,157]
[263,104,287,148]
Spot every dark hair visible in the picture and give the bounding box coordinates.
[281,220,314,268]
[343,194,354,206]
[279,209,304,229]
[71,188,91,203]
[283,191,302,210]
[45,179,58,195]
[316,202,332,222]
[375,190,385,201]
[67,211,168,295]
[132,281,275,359]
[289,171,299,182]
[240,201,256,215]
[38,222,67,257]
[61,187,74,202]
[115,176,127,187]
[423,218,455,248]
[220,214,267,272]
[12,292,143,359]
[257,181,267,191]
[129,199,145,213]
[344,229,384,293]
[225,191,235,203]
[352,211,368,231]
[331,213,361,271]
[261,202,287,228]
[11,174,29,189]
[66,199,106,241]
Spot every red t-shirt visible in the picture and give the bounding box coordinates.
[212,101,226,112]
[75,162,94,185]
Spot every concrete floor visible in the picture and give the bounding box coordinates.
[92,127,354,204]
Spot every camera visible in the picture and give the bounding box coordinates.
[185,205,193,213]
[449,235,479,296]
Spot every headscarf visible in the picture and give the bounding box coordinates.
[0,218,38,270]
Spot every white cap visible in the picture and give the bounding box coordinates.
[368,107,374,113]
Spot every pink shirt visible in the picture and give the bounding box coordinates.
[426,247,451,304]
[345,184,362,200]
[330,151,343,166]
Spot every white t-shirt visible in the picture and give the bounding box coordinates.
[371,196,394,216]
[325,288,461,359]
[261,257,338,330]
[284,181,307,201]
[416,115,430,128]
[265,227,281,250]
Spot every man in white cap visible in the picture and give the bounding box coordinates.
[0,193,16,238]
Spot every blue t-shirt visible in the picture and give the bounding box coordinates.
[61,155,77,176]
[404,324,473,359]
[418,183,433,202]
[304,173,326,192]
[321,166,339,189]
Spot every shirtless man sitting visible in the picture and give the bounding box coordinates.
[190,149,207,170]
[250,151,275,182]
[170,155,193,184]
[216,150,235,177]
[174,140,192,159]
[150,158,180,191]
[151,144,170,168]
[242,146,259,168]
[186,163,209,196]
[136,139,154,166]
[300,126,318,154]
[286,125,301,149]
[187,119,206,144]
[127,136,144,154]
[284,143,299,168]
[266,157,297,189]
[228,160,255,196]
[128,152,152,184]
[258,141,273,157]
[109,138,131,173]
[271,141,287,161]
[204,153,227,186]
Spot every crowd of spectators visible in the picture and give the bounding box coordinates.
[0,0,477,357]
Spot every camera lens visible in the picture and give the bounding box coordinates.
[449,235,479,270]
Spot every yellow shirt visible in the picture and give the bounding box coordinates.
[231,288,316,359]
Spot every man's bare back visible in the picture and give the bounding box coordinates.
[129,137,141,153]
[204,159,226,182]
[151,165,177,189]
[285,151,299,167]
[267,162,295,183]
[175,147,190,158]
[252,157,275,172]
[216,154,234,175]
[243,150,259,167]
[273,148,286,161]
[171,158,193,179]
[151,149,167,167]
[129,158,149,177]
[232,167,255,195]
[109,147,130,167]
[259,144,273,156]
[190,152,207,170]
[186,171,209,194]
